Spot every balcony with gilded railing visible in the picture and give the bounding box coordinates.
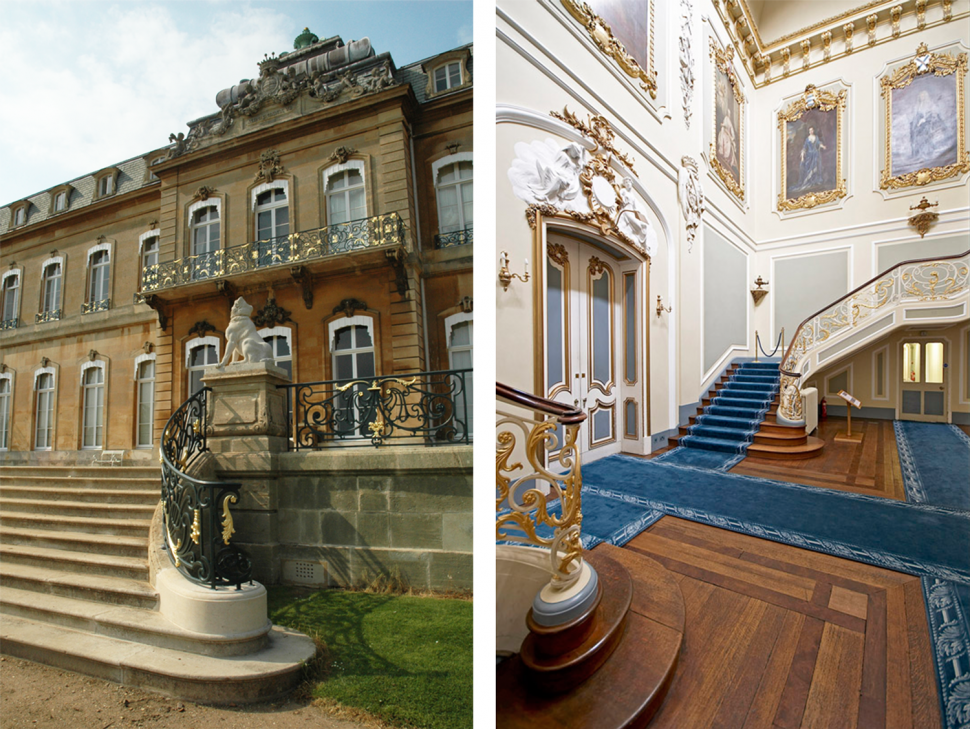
[141,213,408,294]
[778,250,970,424]
[434,227,472,249]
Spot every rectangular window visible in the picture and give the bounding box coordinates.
[926,342,944,384]
[434,61,462,93]
[875,350,885,398]
[2,275,19,322]
[14,207,25,226]
[35,374,54,450]
[903,342,920,383]
[0,378,10,450]
[99,176,113,197]
[55,192,67,211]
[136,360,155,448]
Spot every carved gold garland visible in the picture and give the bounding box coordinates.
[560,0,658,98]
[710,40,746,201]
[880,43,970,190]
[777,84,848,211]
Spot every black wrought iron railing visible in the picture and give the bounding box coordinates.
[141,212,408,293]
[279,368,473,451]
[81,298,110,314]
[160,387,252,589]
[434,227,473,249]
[35,309,62,324]
[0,318,18,330]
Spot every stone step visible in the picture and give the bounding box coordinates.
[0,525,148,558]
[0,466,160,480]
[0,587,269,658]
[0,475,160,490]
[0,544,149,582]
[0,497,156,520]
[0,562,158,609]
[0,615,316,705]
[0,486,159,505]
[0,512,152,538]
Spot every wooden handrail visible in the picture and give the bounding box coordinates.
[496,382,587,425]
[779,248,970,373]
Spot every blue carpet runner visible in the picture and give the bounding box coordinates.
[893,420,970,727]
[681,361,779,456]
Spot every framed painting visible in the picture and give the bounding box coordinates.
[561,0,657,98]
[881,43,969,189]
[778,84,847,211]
[710,40,745,201]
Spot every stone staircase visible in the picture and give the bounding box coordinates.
[0,464,315,704]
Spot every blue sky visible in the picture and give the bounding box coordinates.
[0,0,472,205]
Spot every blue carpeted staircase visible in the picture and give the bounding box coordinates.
[677,362,780,456]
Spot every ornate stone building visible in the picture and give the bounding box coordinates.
[0,29,474,462]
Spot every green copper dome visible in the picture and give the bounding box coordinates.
[294,27,319,50]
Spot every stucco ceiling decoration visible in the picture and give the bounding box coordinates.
[507,107,657,258]
[714,0,959,87]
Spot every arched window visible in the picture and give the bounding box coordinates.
[185,337,220,396]
[1,271,20,327]
[254,187,289,266]
[258,327,293,379]
[135,356,155,448]
[434,155,473,245]
[34,370,55,450]
[190,205,220,280]
[81,362,106,449]
[0,373,12,450]
[40,260,62,319]
[86,247,111,313]
[329,316,376,438]
[445,313,473,437]
[326,167,367,225]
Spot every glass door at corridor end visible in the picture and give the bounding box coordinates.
[900,340,947,422]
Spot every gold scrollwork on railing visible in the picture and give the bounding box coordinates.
[495,410,584,591]
[190,509,201,545]
[221,493,237,545]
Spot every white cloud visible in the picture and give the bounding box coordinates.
[456,23,472,46]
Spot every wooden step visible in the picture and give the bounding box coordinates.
[745,436,825,460]
[752,429,808,446]
[497,546,684,728]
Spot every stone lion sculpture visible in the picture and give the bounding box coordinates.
[217,297,274,369]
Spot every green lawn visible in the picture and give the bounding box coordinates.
[268,587,473,729]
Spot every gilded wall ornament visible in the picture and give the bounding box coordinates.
[880,44,969,190]
[777,84,847,212]
[587,256,606,276]
[254,150,285,183]
[678,156,704,252]
[560,0,657,98]
[867,14,878,45]
[679,0,695,128]
[710,40,746,201]
[547,242,569,266]
[908,197,939,238]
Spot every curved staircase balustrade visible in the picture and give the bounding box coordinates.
[777,250,970,424]
[160,387,253,589]
[496,383,588,593]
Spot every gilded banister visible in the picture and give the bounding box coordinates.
[495,383,587,592]
[778,250,970,423]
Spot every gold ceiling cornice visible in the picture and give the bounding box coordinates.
[714,0,962,88]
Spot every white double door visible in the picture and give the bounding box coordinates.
[544,234,643,463]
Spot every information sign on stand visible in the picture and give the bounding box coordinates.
[834,390,864,443]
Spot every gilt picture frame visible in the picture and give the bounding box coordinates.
[778,84,847,212]
[881,43,970,189]
[710,39,745,201]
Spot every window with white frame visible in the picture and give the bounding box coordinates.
[0,374,11,450]
[186,337,220,395]
[2,272,20,324]
[149,157,165,181]
[54,191,68,212]
[88,249,110,308]
[326,168,367,225]
[41,261,62,315]
[259,327,293,379]
[141,235,159,288]
[434,61,462,93]
[13,206,26,227]
[135,357,155,448]
[191,205,220,280]
[436,161,473,235]
[445,313,473,437]
[254,187,290,266]
[81,363,105,449]
[35,371,55,450]
[330,317,376,438]
[98,175,114,197]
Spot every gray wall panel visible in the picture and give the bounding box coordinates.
[703,227,747,373]
[774,250,849,343]
[877,234,969,272]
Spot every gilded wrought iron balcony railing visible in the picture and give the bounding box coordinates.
[35,309,62,324]
[434,227,473,249]
[778,249,970,423]
[496,383,588,593]
[81,298,110,315]
[141,213,408,293]
[0,318,18,331]
[278,368,472,450]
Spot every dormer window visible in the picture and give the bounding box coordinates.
[99,176,114,197]
[55,192,67,211]
[49,184,73,215]
[94,168,119,200]
[149,157,165,182]
[12,205,27,227]
[435,62,462,93]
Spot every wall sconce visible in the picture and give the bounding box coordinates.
[908,197,939,238]
[750,275,769,305]
[498,250,530,291]
[656,295,672,318]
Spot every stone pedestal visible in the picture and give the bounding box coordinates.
[203,361,291,584]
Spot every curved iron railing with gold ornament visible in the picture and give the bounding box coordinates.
[777,250,970,424]
[496,383,588,592]
[160,387,252,589]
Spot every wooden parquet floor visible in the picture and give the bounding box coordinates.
[617,517,941,729]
